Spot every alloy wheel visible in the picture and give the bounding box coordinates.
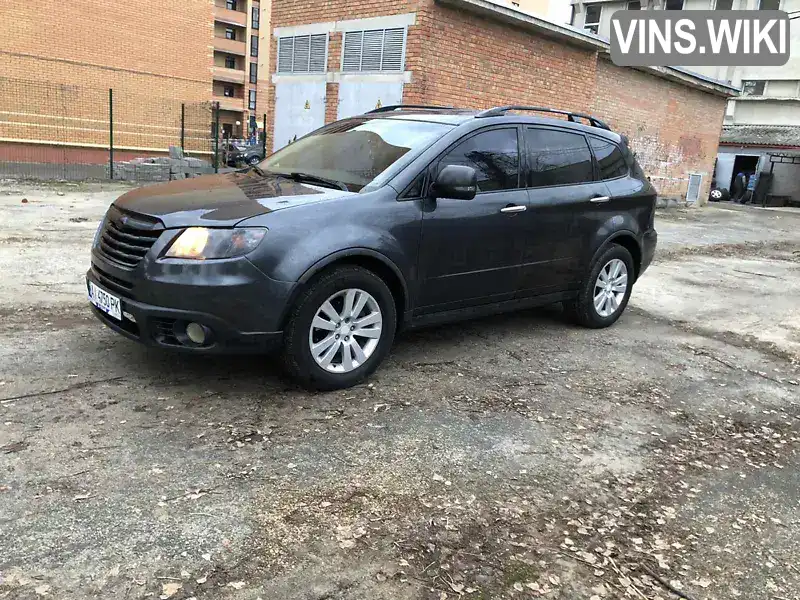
[593,258,628,318]
[308,288,383,373]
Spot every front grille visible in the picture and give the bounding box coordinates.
[97,208,163,269]
[92,265,133,297]
[151,318,181,346]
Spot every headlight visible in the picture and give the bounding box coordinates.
[165,227,266,259]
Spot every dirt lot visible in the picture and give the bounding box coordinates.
[1,183,799,600]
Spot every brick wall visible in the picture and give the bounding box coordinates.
[0,0,213,101]
[266,0,728,203]
[593,60,726,202]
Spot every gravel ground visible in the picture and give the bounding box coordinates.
[1,183,799,600]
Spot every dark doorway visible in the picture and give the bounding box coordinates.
[729,155,760,202]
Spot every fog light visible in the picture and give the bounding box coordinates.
[186,322,207,345]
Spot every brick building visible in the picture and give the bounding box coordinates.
[266,0,736,202]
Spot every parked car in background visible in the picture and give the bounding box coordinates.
[87,105,657,390]
[225,141,265,167]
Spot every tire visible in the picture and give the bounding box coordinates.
[247,155,261,166]
[282,266,397,391]
[564,244,635,329]
[709,187,730,202]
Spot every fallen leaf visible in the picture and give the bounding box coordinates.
[449,582,464,593]
[705,527,715,534]
[196,575,207,584]
[513,582,524,591]
[693,577,712,588]
[339,539,356,549]
[548,574,560,586]
[227,581,246,590]
[670,580,684,590]
[73,494,90,501]
[34,585,51,596]
[160,582,182,599]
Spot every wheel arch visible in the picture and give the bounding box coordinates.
[280,248,409,331]
[593,231,642,281]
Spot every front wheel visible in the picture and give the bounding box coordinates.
[282,266,397,390]
[564,245,635,329]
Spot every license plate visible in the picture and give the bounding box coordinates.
[88,280,122,320]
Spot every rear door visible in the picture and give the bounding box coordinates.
[518,126,610,295]
[416,126,529,312]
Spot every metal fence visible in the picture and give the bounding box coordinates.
[0,77,266,183]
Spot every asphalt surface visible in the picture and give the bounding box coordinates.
[1,184,799,600]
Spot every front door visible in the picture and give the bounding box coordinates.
[518,126,609,294]
[416,127,528,312]
[273,80,326,151]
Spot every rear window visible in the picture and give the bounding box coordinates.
[525,128,593,188]
[590,137,628,180]
[261,118,452,192]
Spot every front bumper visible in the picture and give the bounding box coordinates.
[87,252,295,354]
[640,228,657,275]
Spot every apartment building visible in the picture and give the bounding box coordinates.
[212,0,265,139]
[570,0,800,203]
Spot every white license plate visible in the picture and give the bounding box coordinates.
[88,280,122,320]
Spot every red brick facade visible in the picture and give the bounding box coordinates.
[268,0,728,203]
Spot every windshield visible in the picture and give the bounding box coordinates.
[260,118,452,192]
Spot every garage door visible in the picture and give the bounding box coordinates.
[338,80,404,120]
[273,81,327,152]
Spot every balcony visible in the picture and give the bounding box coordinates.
[212,66,246,84]
[214,37,247,56]
[213,4,247,27]
[213,95,246,112]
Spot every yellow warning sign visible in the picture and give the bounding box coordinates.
[304,100,310,109]
[375,99,382,109]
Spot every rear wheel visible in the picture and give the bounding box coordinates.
[282,266,397,390]
[564,244,634,328]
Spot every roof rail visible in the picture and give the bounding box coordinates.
[475,105,611,130]
[367,104,456,114]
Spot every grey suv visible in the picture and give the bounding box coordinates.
[87,105,657,390]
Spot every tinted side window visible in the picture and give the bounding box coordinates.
[439,128,519,193]
[590,137,628,180]
[525,128,593,187]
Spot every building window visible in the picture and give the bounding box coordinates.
[715,0,734,8]
[225,27,236,40]
[665,0,684,9]
[742,80,766,95]
[277,34,328,73]
[250,62,258,83]
[583,4,601,34]
[250,34,258,57]
[249,90,257,110]
[226,0,237,9]
[341,28,407,72]
[627,1,641,9]
[223,85,234,98]
[225,55,236,69]
[759,0,780,8]
[252,6,260,28]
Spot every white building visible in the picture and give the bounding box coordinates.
[569,0,800,204]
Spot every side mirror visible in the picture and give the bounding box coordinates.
[431,165,477,200]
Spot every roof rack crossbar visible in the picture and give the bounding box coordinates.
[475,105,611,130]
[366,104,456,114]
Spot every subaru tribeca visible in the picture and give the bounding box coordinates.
[88,105,657,390]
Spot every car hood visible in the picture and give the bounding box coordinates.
[113,170,356,228]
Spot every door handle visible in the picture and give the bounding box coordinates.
[590,196,611,203]
[500,205,527,214]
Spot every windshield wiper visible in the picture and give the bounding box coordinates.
[286,172,349,191]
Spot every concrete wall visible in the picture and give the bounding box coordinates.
[733,99,800,125]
